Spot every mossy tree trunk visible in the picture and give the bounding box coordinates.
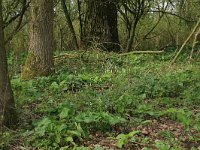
[22,0,54,79]
[0,0,17,129]
[83,0,120,52]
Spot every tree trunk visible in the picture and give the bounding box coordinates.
[77,0,83,42]
[83,0,120,52]
[124,0,146,52]
[61,0,79,50]
[22,0,54,79]
[0,0,17,129]
[125,19,138,52]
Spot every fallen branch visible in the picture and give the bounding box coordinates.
[54,53,77,59]
[119,50,164,56]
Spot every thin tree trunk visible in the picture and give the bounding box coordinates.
[125,18,138,52]
[61,0,79,50]
[124,0,145,52]
[0,0,17,129]
[60,28,63,54]
[77,0,83,42]
[22,0,54,79]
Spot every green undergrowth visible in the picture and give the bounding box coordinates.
[1,50,200,149]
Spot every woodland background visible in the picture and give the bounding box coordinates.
[0,0,200,149]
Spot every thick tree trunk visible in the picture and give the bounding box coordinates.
[0,0,17,129]
[83,0,120,52]
[22,0,54,79]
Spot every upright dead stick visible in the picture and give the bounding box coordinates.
[171,18,200,64]
[190,28,200,60]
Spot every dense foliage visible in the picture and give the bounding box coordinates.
[0,0,200,149]
[1,50,200,149]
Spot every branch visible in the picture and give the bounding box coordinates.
[149,10,196,22]
[3,0,30,29]
[5,0,30,44]
[5,21,28,45]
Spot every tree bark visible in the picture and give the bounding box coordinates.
[83,0,120,52]
[0,0,17,129]
[22,0,54,79]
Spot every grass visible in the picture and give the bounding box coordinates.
[1,50,200,150]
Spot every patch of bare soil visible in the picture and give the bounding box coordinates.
[84,118,200,150]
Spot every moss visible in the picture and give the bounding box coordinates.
[21,52,53,80]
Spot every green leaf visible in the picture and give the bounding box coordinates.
[94,145,104,150]
[116,133,126,140]
[127,130,140,137]
[155,141,170,150]
[116,134,128,148]
[55,135,61,143]
[67,130,82,138]
[116,130,140,148]
[59,108,70,119]
[75,147,90,150]
[37,117,51,127]
[60,146,69,150]
[66,136,73,142]
[65,136,76,146]
[117,138,127,148]
[35,126,46,137]
[57,123,67,132]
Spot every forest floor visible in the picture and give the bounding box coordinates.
[1,49,200,150]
